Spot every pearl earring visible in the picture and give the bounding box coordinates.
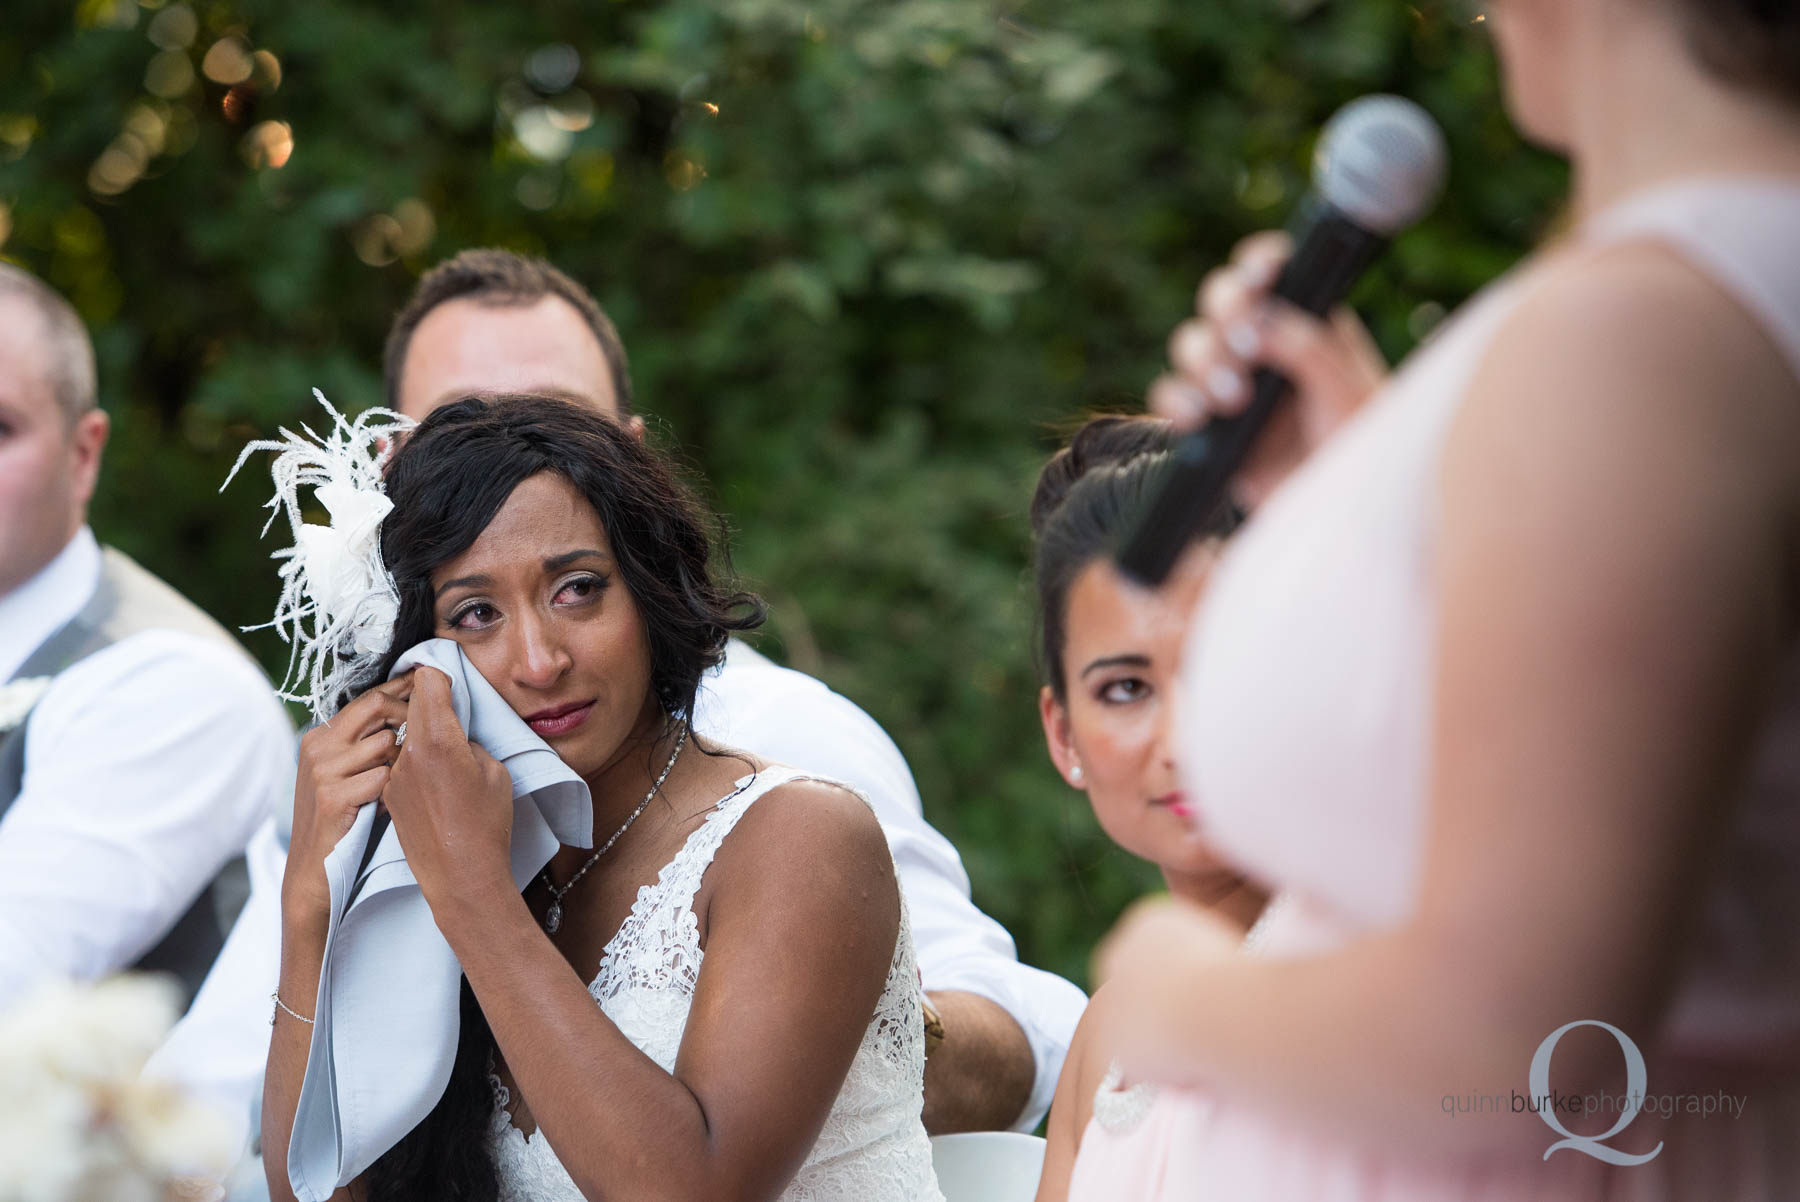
[1071,763,1084,784]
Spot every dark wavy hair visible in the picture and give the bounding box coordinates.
[361,394,764,1200]
[1667,0,1800,106]
[1030,415,1236,700]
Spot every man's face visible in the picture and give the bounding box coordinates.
[395,295,632,428]
[0,298,106,598]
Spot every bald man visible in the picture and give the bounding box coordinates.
[0,264,291,1012]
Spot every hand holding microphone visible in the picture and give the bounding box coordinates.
[1149,231,1390,509]
[1120,95,1448,585]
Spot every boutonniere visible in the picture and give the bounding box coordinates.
[0,676,52,733]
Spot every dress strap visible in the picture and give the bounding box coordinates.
[656,763,813,911]
[588,763,847,1007]
[1580,177,1800,383]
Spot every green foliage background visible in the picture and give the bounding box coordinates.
[0,0,1563,988]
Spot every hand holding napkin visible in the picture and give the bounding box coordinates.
[286,638,590,1200]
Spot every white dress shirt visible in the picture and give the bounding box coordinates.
[693,641,1087,1129]
[0,527,295,1011]
[149,638,1086,1149]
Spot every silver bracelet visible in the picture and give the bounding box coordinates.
[271,990,315,1026]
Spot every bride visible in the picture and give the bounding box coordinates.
[260,395,944,1202]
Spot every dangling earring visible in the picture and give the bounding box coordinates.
[1070,763,1084,785]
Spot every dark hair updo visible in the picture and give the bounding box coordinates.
[1668,0,1800,106]
[1030,415,1236,700]
[370,394,765,718]
[361,395,763,1201]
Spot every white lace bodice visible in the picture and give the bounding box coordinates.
[488,765,945,1202]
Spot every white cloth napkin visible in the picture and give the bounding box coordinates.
[286,638,591,1200]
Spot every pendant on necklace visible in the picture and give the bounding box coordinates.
[545,901,563,934]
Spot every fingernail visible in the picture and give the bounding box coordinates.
[1176,323,1209,366]
[1248,259,1280,288]
[1206,366,1245,403]
[1178,382,1210,420]
[1226,322,1260,359]
[1157,380,1205,423]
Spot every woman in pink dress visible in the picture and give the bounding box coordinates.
[1020,416,1272,1202]
[1081,0,1800,1197]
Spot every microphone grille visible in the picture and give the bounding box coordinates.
[1313,95,1448,235]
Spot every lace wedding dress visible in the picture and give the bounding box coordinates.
[488,765,946,1202]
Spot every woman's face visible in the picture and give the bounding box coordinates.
[1039,549,1229,878]
[430,470,658,779]
[1481,0,1582,148]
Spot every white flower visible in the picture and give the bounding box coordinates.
[113,1076,237,1183]
[222,391,414,721]
[0,677,52,733]
[296,481,399,655]
[0,976,237,1201]
[0,976,179,1083]
[0,1085,89,1202]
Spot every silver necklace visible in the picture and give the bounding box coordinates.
[541,724,687,934]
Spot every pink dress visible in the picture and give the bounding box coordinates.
[1069,178,1800,1200]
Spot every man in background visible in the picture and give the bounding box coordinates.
[0,263,293,1011]
[153,250,1084,1146]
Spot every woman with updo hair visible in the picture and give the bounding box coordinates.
[1021,415,1269,1202]
[262,396,944,1202]
[1085,0,1800,1197]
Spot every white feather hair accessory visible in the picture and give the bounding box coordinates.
[223,389,416,722]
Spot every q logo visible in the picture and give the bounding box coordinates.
[1529,1020,1664,1165]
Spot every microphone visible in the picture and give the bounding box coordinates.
[1116,94,1448,586]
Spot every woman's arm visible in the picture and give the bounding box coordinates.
[1098,243,1800,1160]
[263,915,361,1202]
[1034,984,1118,1202]
[386,673,904,1202]
[440,780,899,1202]
[261,678,415,1202]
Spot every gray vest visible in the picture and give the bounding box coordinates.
[0,546,269,1005]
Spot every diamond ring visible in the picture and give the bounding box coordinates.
[393,721,407,747]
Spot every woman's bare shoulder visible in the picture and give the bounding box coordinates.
[1449,237,1800,550]
[1482,239,1800,440]
[706,771,896,911]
